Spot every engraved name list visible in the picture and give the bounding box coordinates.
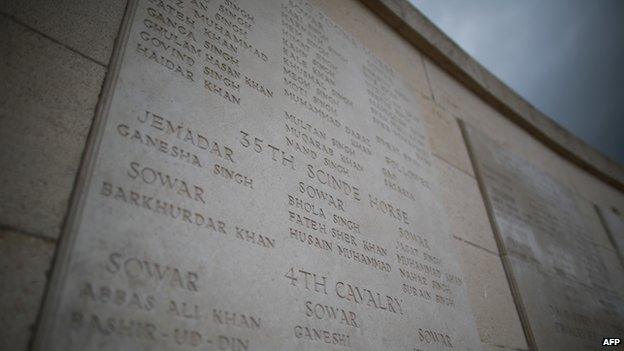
[34,1,483,350]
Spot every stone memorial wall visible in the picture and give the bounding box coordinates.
[32,0,482,349]
[462,123,624,350]
[1,0,623,350]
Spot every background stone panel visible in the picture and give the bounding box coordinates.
[434,156,498,253]
[574,194,619,251]
[0,0,127,64]
[454,239,529,351]
[598,245,624,295]
[421,97,475,176]
[0,230,55,351]
[0,16,105,238]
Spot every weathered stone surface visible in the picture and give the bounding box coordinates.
[0,17,105,238]
[596,205,624,265]
[422,98,474,176]
[422,57,484,123]
[453,239,527,350]
[481,343,528,351]
[595,244,624,294]
[33,1,482,350]
[0,230,55,351]
[574,196,619,251]
[314,0,433,101]
[434,156,498,253]
[463,122,624,351]
[0,0,127,64]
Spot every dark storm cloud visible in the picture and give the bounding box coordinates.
[410,0,624,164]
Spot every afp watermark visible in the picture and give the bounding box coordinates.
[603,338,621,346]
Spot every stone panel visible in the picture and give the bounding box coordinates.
[0,0,127,64]
[596,244,624,294]
[596,205,624,265]
[574,196,619,251]
[453,239,527,350]
[0,17,105,238]
[462,122,624,351]
[434,157,498,253]
[421,98,474,176]
[0,230,55,351]
[33,1,483,350]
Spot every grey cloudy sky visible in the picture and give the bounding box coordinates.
[409,0,624,165]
